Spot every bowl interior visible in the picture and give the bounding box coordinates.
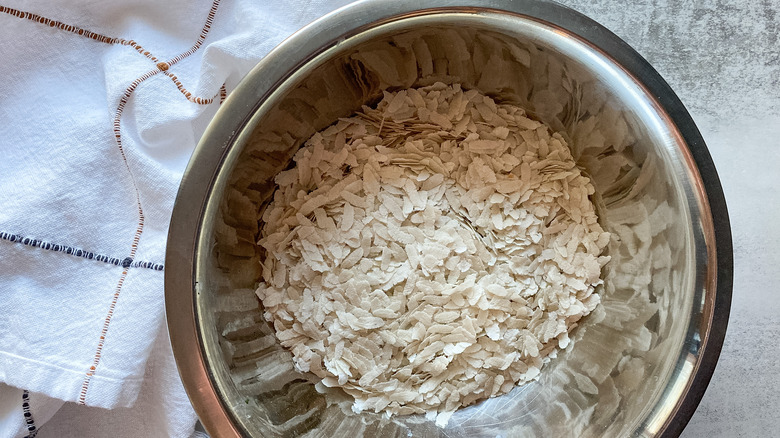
[191,9,713,438]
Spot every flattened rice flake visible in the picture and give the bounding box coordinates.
[255,83,610,424]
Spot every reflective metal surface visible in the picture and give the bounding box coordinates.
[165,1,732,437]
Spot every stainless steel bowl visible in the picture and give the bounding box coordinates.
[165,1,732,436]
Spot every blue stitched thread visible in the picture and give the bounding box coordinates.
[0,231,164,271]
[130,259,164,271]
[21,391,38,438]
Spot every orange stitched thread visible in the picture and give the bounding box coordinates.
[164,0,220,67]
[110,68,157,260]
[219,83,227,104]
[0,5,159,62]
[77,69,161,405]
[78,0,223,402]
[77,269,128,405]
[0,3,225,104]
[163,71,224,105]
[124,40,158,63]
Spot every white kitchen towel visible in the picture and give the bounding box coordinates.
[0,0,351,436]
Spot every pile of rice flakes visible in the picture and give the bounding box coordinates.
[255,82,610,425]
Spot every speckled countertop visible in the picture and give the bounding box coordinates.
[559,1,779,436]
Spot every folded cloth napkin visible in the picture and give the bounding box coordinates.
[0,0,351,436]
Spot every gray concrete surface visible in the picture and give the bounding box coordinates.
[559,1,780,436]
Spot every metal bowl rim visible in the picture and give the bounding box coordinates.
[164,1,733,436]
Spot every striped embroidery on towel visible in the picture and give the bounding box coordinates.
[0,231,164,271]
[78,0,222,405]
[0,4,228,104]
[163,71,227,105]
[0,5,159,62]
[21,391,38,438]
